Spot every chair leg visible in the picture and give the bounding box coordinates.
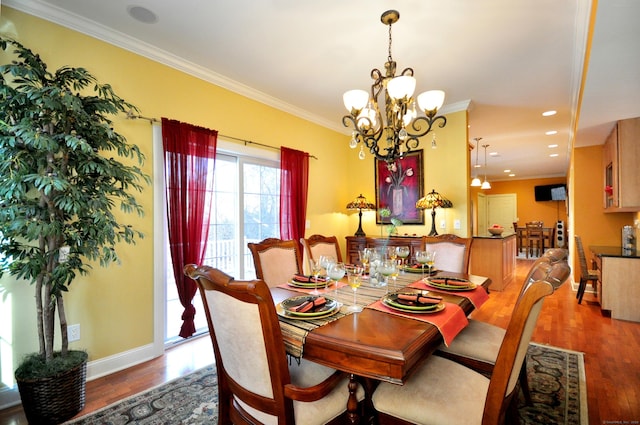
[519,359,532,405]
[577,278,587,304]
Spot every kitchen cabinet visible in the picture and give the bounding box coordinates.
[469,234,516,291]
[591,246,640,322]
[603,117,640,211]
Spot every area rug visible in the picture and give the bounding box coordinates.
[65,344,586,424]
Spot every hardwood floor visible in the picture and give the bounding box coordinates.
[2,258,639,424]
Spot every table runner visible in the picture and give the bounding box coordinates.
[277,279,391,357]
[366,300,468,346]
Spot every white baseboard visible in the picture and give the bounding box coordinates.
[0,342,164,410]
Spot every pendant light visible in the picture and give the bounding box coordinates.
[470,137,482,187]
[481,144,491,190]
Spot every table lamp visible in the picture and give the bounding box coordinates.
[415,189,453,236]
[346,194,376,237]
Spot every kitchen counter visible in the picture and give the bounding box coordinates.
[474,232,516,239]
[590,245,640,258]
[590,245,640,322]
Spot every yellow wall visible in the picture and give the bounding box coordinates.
[0,6,471,372]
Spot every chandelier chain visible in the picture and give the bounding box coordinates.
[387,23,393,63]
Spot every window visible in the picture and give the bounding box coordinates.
[164,152,280,342]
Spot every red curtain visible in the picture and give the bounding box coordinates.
[280,147,309,246]
[162,118,217,338]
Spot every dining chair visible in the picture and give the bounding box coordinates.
[525,221,544,258]
[435,249,568,406]
[422,234,473,273]
[301,234,343,271]
[513,222,525,255]
[183,264,362,424]
[575,235,599,304]
[371,260,571,425]
[247,238,303,287]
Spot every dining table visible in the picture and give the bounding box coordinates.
[271,268,491,424]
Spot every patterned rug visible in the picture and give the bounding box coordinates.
[65,343,586,424]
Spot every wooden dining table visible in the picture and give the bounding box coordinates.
[271,271,491,424]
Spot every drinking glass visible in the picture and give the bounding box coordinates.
[327,262,345,293]
[426,251,437,276]
[379,260,398,290]
[415,250,429,278]
[310,258,323,295]
[319,255,336,277]
[346,266,364,312]
[358,250,370,274]
[387,246,398,262]
[396,246,410,273]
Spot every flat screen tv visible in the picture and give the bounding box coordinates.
[534,184,567,201]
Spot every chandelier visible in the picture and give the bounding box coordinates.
[342,10,447,164]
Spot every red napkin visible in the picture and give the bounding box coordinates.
[367,300,468,346]
[293,274,329,283]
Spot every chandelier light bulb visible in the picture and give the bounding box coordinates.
[417,90,445,113]
[387,75,416,100]
[343,89,369,113]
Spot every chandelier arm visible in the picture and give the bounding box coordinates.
[405,115,448,138]
[399,67,414,77]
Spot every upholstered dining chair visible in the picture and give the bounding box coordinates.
[371,260,571,425]
[435,249,569,405]
[422,234,473,273]
[575,235,599,304]
[301,234,343,270]
[184,264,361,424]
[247,238,303,287]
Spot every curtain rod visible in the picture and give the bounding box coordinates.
[126,112,318,160]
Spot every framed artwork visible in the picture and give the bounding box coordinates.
[375,150,424,224]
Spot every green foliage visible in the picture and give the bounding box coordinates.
[0,37,150,363]
[15,350,88,381]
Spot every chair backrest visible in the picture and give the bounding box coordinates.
[423,234,473,273]
[183,264,296,424]
[574,235,590,280]
[248,238,302,287]
[482,260,571,425]
[300,234,343,266]
[525,221,543,237]
[512,222,518,232]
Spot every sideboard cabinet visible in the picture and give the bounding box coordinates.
[345,236,424,265]
[603,117,640,212]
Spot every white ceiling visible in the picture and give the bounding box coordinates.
[5,0,640,182]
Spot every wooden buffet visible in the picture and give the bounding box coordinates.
[345,235,424,265]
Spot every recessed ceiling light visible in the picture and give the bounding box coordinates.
[548,144,558,148]
[504,169,511,173]
[509,173,516,177]
[550,153,559,157]
[127,6,158,24]
[546,130,558,135]
[489,152,498,157]
[542,110,557,117]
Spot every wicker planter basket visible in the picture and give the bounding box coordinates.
[17,359,87,424]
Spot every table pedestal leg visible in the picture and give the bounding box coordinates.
[347,374,360,424]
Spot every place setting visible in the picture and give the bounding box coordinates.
[276,295,342,320]
[382,291,445,314]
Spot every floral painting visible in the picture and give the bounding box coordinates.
[375,150,424,224]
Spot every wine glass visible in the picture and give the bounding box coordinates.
[327,262,345,294]
[415,250,429,278]
[387,246,398,262]
[379,260,397,292]
[426,251,437,276]
[346,266,364,312]
[396,246,410,274]
[310,258,323,295]
[319,255,336,277]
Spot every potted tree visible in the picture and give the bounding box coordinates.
[0,38,149,424]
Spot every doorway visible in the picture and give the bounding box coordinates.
[477,193,518,232]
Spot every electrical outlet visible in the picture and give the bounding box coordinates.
[440,219,446,229]
[68,324,80,342]
[59,246,70,263]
